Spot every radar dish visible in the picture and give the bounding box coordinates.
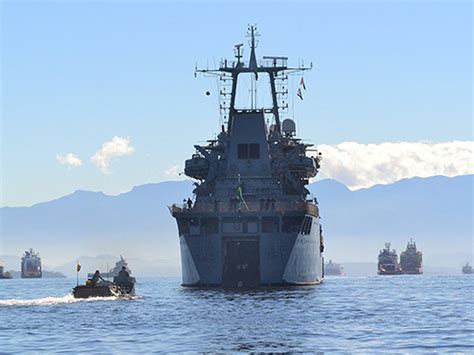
[282,119,296,135]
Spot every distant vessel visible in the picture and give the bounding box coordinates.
[87,256,134,280]
[324,260,344,276]
[0,260,12,279]
[170,26,324,287]
[400,239,423,274]
[21,248,42,278]
[462,263,473,274]
[378,243,402,275]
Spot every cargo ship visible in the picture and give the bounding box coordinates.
[21,248,42,278]
[400,238,423,274]
[377,242,402,275]
[170,26,324,287]
[324,260,344,276]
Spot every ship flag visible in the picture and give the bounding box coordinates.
[300,77,306,90]
[297,88,304,100]
[236,174,249,211]
[76,261,81,272]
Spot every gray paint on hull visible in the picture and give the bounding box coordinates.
[179,230,321,286]
[179,236,200,285]
[282,217,323,284]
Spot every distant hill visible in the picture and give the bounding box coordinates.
[1,175,472,274]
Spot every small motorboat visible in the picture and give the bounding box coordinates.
[72,280,135,299]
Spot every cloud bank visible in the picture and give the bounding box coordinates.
[91,136,135,174]
[56,153,82,168]
[164,165,181,179]
[316,141,474,190]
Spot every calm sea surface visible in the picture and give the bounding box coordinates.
[1,275,473,352]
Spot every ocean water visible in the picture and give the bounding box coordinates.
[0,275,473,353]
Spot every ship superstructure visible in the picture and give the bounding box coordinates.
[377,242,401,275]
[170,27,324,287]
[21,248,42,278]
[400,238,423,274]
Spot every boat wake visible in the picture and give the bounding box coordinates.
[0,294,120,307]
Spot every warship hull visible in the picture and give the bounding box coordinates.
[179,216,323,287]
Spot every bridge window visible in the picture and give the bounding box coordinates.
[238,144,260,159]
[249,144,260,159]
[238,144,248,159]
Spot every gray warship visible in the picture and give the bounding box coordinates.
[170,26,324,287]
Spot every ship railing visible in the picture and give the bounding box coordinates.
[170,200,318,216]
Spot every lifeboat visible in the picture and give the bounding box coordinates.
[185,154,209,180]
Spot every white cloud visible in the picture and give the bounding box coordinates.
[164,165,181,179]
[315,141,474,190]
[56,153,82,168]
[91,136,135,174]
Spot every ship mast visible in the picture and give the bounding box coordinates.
[195,25,312,136]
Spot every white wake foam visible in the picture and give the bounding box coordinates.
[0,294,119,307]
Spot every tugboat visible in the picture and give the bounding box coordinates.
[462,263,473,274]
[0,260,12,279]
[378,242,402,275]
[21,248,42,278]
[324,260,344,276]
[400,238,423,274]
[170,26,324,287]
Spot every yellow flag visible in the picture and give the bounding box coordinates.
[76,261,81,272]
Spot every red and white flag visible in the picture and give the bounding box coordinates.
[300,77,306,90]
[297,88,303,100]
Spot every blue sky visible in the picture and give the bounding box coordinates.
[1,0,472,206]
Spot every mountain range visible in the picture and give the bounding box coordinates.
[1,175,472,276]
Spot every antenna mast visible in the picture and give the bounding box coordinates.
[195,26,312,134]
